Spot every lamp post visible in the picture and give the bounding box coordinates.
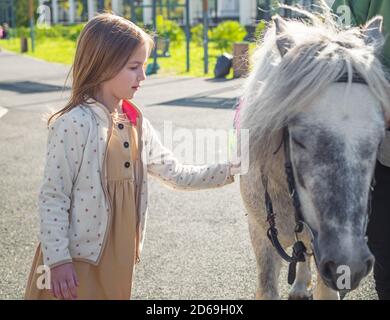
[10,0,16,28]
[129,0,136,22]
[185,0,190,72]
[28,0,35,52]
[131,0,191,74]
[202,0,208,74]
[152,0,158,73]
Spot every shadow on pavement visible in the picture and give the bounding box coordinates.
[0,81,70,94]
[159,96,237,109]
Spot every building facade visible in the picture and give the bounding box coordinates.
[37,0,317,26]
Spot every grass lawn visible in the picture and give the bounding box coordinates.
[0,37,77,65]
[0,37,257,78]
[154,43,226,77]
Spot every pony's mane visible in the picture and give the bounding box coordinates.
[241,3,390,160]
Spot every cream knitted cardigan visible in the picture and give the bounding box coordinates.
[38,101,236,268]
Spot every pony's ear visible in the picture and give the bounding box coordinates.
[273,15,294,57]
[363,16,384,46]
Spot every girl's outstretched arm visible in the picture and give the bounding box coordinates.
[144,119,238,190]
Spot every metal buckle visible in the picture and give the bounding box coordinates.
[294,221,314,256]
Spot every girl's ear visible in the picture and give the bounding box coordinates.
[273,15,294,57]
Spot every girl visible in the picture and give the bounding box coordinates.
[25,13,240,300]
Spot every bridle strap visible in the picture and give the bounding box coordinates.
[262,173,307,286]
[262,71,374,286]
[262,128,308,285]
[283,127,305,233]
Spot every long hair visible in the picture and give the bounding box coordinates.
[47,13,154,125]
[241,4,390,162]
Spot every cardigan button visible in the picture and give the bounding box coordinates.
[123,141,129,148]
[124,161,131,168]
[118,123,124,130]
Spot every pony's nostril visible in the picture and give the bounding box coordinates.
[365,257,374,276]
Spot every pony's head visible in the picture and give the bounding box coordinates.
[242,6,390,291]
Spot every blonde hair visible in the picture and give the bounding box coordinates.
[48,13,154,125]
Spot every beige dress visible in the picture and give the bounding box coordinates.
[25,113,140,300]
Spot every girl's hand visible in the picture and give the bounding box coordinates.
[50,262,79,300]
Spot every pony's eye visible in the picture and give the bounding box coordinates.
[292,137,306,149]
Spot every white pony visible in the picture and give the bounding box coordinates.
[238,5,390,300]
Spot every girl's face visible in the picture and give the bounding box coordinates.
[103,42,149,101]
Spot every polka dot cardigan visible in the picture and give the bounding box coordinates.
[39,100,236,268]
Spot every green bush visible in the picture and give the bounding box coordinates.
[35,25,65,40]
[10,24,86,42]
[13,27,30,39]
[210,20,247,53]
[190,24,211,47]
[66,24,86,41]
[254,20,267,41]
[156,15,185,47]
[190,24,203,46]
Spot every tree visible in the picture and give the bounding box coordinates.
[15,0,39,27]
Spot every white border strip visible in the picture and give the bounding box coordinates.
[0,106,8,119]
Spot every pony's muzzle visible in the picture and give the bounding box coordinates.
[318,250,374,291]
